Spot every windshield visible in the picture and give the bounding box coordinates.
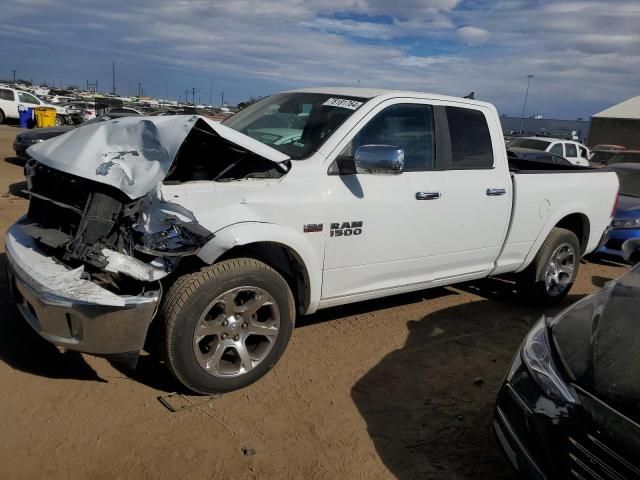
[508,138,551,151]
[616,169,640,198]
[608,153,640,166]
[223,93,366,159]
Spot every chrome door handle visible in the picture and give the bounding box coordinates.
[486,188,506,196]
[415,191,441,200]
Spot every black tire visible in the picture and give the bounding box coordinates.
[160,258,295,394]
[55,114,64,127]
[517,227,581,304]
[0,109,5,124]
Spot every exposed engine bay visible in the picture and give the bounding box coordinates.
[19,115,291,295]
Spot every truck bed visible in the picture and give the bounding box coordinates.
[493,166,619,275]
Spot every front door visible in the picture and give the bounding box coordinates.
[321,101,440,300]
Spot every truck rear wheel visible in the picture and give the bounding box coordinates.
[160,258,295,394]
[55,114,64,127]
[517,227,580,304]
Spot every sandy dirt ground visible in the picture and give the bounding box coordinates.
[0,123,628,480]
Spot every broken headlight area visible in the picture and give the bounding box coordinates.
[21,159,213,292]
[136,220,214,257]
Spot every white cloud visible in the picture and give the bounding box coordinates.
[456,26,490,46]
[2,0,640,117]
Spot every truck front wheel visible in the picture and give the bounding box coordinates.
[517,227,580,304]
[160,258,295,394]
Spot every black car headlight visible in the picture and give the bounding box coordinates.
[521,317,575,403]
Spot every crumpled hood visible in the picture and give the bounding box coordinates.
[551,265,640,417]
[26,115,289,199]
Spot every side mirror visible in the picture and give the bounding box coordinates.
[621,238,640,265]
[354,145,404,175]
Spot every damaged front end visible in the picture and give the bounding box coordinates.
[6,115,289,362]
[21,159,213,290]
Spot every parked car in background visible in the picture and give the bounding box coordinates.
[591,144,626,152]
[598,163,640,257]
[494,239,640,479]
[12,112,140,160]
[62,101,97,123]
[507,147,575,167]
[0,87,70,126]
[6,88,618,394]
[508,137,590,166]
[591,150,640,168]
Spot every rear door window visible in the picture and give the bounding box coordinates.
[565,143,577,157]
[445,106,493,169]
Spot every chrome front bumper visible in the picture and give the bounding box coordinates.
[5,222,160,355]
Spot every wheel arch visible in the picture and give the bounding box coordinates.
[517,208,591,273]
[555,212,590,254]
[197,222,323,314]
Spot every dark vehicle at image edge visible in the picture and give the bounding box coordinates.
[494,240,640,479]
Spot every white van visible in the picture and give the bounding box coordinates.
[0,87,70,126]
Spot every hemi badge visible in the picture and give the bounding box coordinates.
[303,223,323,233]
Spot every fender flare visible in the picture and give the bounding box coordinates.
[516,204,590,273]
[197,222,323,314]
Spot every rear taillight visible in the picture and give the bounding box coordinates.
[611,192,619,217]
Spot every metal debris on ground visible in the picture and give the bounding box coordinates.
[158,392,238,435]
[241,447,256,456]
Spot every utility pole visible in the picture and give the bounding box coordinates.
[12,70,16,82]
[519,74,534,134]
[192,87,195,104]
[209,80,212,106]
[221,91,224,107]
[112,60,116,95]
[185,89,188,103]
[138,82,142,97]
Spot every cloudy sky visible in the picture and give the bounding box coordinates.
[2,0,638,118]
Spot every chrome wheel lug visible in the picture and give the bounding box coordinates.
[222,319,229,326]
[241,322,248,329]
[221,333,228,339]
[233,335,240,341]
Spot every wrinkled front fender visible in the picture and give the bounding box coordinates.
[198,222,323,314]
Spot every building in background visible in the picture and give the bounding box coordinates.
[499,116,590,142]
[589,96,640,149]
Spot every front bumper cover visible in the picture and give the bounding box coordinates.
[5,222,160,355]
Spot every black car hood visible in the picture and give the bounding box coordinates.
[20,126,75,140]
[551,266,640,418]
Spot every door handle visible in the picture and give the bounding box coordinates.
[486,188,506,196]
[415,191,441,200]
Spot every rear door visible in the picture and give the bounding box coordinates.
[404,104,512,282]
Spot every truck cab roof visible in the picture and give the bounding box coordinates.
[284,87,495,109]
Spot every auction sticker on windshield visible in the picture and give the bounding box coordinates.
[323,98,363,110]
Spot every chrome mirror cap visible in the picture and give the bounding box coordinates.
[354,145,404,175]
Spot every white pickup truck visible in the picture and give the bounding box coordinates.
[5,88,618,393]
